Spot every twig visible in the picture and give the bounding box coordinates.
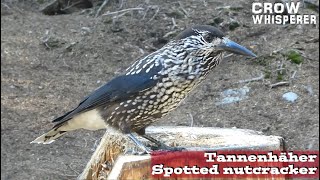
[270,42,296,55]
[60,0,83,11]
[143,5,160,22]
[163,30,178,38]
[171,17,177,30]
[113,11,130,19]
[1,3,11,10]
[43,42,51,49]
[290,71,297,79]
[142,6,150,19]
[223,53,233,58]
[41,30,51,49]
[294,49,315,61]
[178,1,189,17]
[271,47,284,54]
[6,3,23,14]
[65,162,80,175]
[188,113,194,127]
[202,0,208,7]
[95,0,110,18]
[274,67,286,72]
[83,137,88,148]
[118,0,125,9]
[91,137,102,151]
[270,81,290,88]
[279,59,284,70]
[101,7,144,16]
[238,74,264,83]
[148,6,160,22]
[302,85,313,95]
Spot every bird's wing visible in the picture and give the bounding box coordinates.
[52,63,162,126]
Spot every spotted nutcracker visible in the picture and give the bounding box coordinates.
[32,25,256,153]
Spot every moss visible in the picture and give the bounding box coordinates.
[214,17,224,24]
[208,17,224,26]
[287,50,303,64]
[277,73,284,81]
[263,70,271,79]
[103,16,113,24]
[254,56,272,66]
[229,21,240,31]
[229,7,244,11]
[304,2,319,13]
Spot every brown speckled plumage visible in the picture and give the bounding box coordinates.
[32,25,256,152]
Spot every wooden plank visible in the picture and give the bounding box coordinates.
[78,126,285,180]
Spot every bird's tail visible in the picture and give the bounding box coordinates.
[31,127,67,144]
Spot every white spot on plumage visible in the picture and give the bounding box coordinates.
[165,82,173,87]
[146,64,154,73]
[150,94,156,99]
[166,87,176,95]
[161,95,169,102]
[135,69,142,74]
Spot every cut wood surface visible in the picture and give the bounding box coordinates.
[78,126,285,180]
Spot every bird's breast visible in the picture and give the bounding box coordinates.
[150,76,199,113]
[101,76,198,131]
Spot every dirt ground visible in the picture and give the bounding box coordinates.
[1,0,319,179]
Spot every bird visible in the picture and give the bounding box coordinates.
[31,25,256,153]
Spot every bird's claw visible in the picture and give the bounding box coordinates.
[152,144,186,152]
[124,147,151,155]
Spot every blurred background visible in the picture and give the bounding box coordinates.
[1,0,319,179]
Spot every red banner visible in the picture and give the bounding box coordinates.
[151,150,319,178]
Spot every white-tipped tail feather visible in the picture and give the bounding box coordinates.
[31,128,67,144]
[31,109,108,144]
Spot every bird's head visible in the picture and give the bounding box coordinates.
[176,25,257,58]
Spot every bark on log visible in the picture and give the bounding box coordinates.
[79,126,285,180]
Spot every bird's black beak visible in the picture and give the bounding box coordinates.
[218,38,257,57]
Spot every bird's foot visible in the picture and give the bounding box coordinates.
[151,143,186,152]
[124,148,151,155]
[141,134,185,152]
[126,133,152,155]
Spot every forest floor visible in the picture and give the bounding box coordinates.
[1,0,319,179]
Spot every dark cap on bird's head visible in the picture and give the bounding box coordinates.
[176,25,225,40]
[175,25,257,57]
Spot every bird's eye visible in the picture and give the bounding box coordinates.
[204,34,214,42]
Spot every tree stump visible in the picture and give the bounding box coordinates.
[78,126,285,180]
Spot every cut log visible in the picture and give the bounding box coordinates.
[78,126,285,180]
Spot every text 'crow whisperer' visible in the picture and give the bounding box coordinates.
[32,25,257,153]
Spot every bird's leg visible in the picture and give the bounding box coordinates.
[127,133,151,154]
[141,134,164,147]
[135,128,164,147]
[135,128,185,151]
[141,134,185,151]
